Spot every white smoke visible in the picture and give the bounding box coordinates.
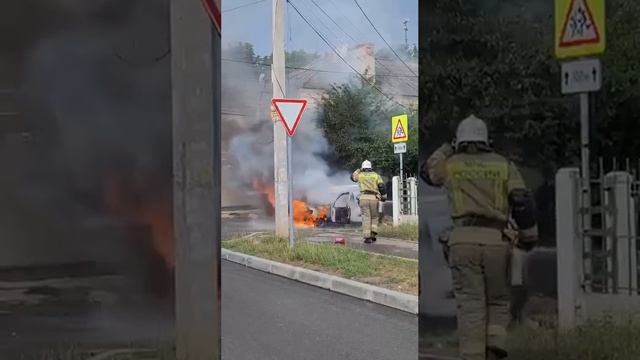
[224,52,357,206]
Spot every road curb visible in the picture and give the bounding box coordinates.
[221,249,418,314]
[86,349,156,360]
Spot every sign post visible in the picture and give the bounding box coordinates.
[555,0,606,293]
[392,114,409,214]
[272,98,308,248]
[392,114,409,180]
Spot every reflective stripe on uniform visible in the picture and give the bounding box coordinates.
[445,157,510,217]
[357,171,382,194]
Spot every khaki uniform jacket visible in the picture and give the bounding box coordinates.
[423,143,528,245]
[352,169,383,201]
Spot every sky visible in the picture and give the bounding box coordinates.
[221,0,418,56]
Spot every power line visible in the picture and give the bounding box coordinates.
[221,57,417,78]
[326,0,369,41]
[303,0,416,92]
[352,0,418,77]
[303,0,418,95]
[222,0,268,13]
[309,0,357,43]
[286,0,408,109]
[298,1,343,46]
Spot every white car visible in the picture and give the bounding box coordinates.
[328,185,362,224]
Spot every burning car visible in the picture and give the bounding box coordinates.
[328,184,362,225]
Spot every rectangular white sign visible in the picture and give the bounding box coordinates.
[561,58,602,94]
[394,143,407,154]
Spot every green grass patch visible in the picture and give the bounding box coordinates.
[508,317,640,360]
[419,317,640,359]
[223,235,418,294]
[376,223,418,241]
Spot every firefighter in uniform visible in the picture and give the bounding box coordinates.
[352,160,386,244]
[420,115,538,360]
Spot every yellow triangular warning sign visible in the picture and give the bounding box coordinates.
[393,120,406,140]
[559,0,600,47]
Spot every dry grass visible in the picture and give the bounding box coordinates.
[418,317,640,360]
[507,317,640,360]
[376,223,419,242]
[223,234,418,294]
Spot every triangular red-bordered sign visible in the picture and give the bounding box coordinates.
[559,0,600,47]
[393,119,407,140]
[272,98,308,137]
[201,0,221,35]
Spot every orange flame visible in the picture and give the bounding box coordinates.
[253,179,328,228]
[104,173,174,267]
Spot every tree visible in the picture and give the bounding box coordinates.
[224,42,258,63]
[421,0,640,176]
[258,49,321,70]
[420,0,640,246]
[319,84,418,180]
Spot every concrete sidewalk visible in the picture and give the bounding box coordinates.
[305,231,418,260]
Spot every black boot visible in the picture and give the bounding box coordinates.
[487,346,508,360]
[364,237,372,244]
[371,232,377,242]
[510,285,528,324]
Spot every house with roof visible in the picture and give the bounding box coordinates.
[287,42,418,109]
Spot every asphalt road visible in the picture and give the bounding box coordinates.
[222,261,418,360]
[0,261,417,360]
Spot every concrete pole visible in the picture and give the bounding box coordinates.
[556,168,583,329]
[392,176,400,226]
[272,0,289,238]
[580,93,592,293]
[170,0,221,359]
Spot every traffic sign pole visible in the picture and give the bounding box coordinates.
[287,135,295,248]
[580,91,592,291]
[391,114,409,215]
[400,153,404,184]
[555,0,605,293]
[272,98,308,248]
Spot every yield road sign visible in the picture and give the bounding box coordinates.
[201,0,221,34]
[394,143,407,154]
[561,58,601,94]
[272,98,308,137]
[391,114,409,143]
[555,0,605,59]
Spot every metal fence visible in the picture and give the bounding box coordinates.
[583,158,639,295]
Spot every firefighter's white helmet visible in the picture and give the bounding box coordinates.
[361,160,372,169]
[455,114,489,146]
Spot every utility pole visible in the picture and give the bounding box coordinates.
[403,19,409,49]
[272,0,289,238]
[171,0,220,359]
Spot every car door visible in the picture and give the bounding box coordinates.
[331,192,351,224]
[350,192,362,223]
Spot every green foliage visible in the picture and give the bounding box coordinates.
[319,84,418,179]
[224,41,258,63]
[223,42,321,69]
[421,0,640,174]
[257,49,321,69]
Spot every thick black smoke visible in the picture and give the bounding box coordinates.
[1,0,172,290]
